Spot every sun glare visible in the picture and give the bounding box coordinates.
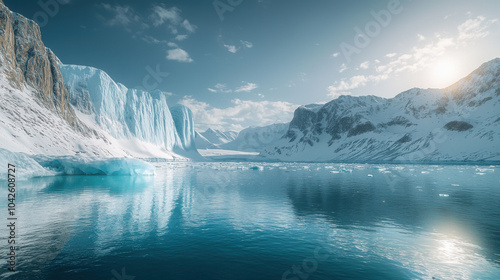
[431,59,459,88]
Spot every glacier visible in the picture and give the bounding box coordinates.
[0,1,200,162]
[60,64,194,154]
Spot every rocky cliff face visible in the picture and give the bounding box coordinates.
[0,1,79,129]
[262,59,500,162]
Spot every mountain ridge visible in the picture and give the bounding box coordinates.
[261,58,500,162]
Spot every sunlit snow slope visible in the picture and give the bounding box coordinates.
[262,59,500,162]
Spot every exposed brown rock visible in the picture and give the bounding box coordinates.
[0,1,80,129]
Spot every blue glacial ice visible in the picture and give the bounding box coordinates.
[33,156,155,176]
[59,64,196,154]
[0,148,55,179]
[0,148,155,178]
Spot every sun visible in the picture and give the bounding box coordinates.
[431,59,459,88]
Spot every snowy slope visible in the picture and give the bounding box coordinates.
[262,58,500,162]
[220,123,289,152]
[195,131,217,149]
[201,128,238,145]
[195,128,238,149]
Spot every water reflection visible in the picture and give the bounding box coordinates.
[0,163,498,279]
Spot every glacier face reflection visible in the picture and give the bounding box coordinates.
[1,163,499,279]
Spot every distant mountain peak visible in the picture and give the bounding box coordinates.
[262,58,500,162]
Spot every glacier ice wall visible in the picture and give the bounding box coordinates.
[60,64,196,154]
[169,104,196,151]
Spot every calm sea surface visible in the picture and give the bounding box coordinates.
[1,162,499,279]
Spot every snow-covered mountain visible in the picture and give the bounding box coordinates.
[220,123,289,152]
[262,58,500,162]
[195,128,237,149]
[0,2,198,160]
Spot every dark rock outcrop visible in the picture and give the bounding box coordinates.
[0,2,80,129]
[444,121,473,132]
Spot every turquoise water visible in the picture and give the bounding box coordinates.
[1,163,499,280]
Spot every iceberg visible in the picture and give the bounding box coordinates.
[0,148,56,179]
[33,156,155,176]
[0,148,155,179]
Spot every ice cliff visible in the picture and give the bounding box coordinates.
[0,1,199,160]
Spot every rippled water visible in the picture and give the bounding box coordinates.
[1,163,499,279]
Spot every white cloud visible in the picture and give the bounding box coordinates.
[359,61,370,70]
[182,19,197,33]
[166,48,193,62]
[178,97,298,132]
[241,40,253,48]
[100,4,148,30]
[208,82,257,93]
[327,74,388,97]
[327,15,498,98]
[142,35,166,45]
[458,16,497,42]
[223,40,253,53]
[339,63,347,73]
[175,35,188,41]
[151,5,181,27]
[224,44,238,53]
[417,34,426,41]
[150,5,196,34]
[332,52,340,58]
[212,83,232,93]
[167,42,178,48]
[235,82,258,93]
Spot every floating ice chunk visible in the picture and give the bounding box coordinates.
[330,170,340,174]
[421,171,430,174]
[0,148,55,179]
[250,166,264,171]
[439,194,450,197]
[33,156,155,176]
[367,174,373,177]
[476,168,494,173]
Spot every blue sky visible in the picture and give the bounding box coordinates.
[6,0,500,131]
